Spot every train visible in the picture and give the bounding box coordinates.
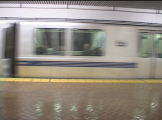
[0,20,162,79]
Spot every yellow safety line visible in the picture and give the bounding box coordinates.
[0,78,162,83]
[51,79,60,82]
[68,79,78,83]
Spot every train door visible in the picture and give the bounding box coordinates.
[3,23,16,77]
[138,30,162,79]
[138,31,152,78]
[154,32,162,78]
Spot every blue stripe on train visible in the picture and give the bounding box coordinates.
[16,61,137,68]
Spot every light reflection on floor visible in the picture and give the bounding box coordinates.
[1,82,162,120]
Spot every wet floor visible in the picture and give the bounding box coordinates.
[1,82,162,120]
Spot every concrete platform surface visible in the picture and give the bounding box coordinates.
[1,79,162,120]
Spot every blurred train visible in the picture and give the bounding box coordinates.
[0,20,162,79]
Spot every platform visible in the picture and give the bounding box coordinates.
[1,78,162,83]
[1,78,162,120]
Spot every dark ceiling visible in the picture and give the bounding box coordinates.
[0,1,162,10]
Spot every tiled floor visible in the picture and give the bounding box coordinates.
[1,81,162,120]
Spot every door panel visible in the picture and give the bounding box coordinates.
[3,23,16,77]
[138,32,152,78]
[154,33,162,78]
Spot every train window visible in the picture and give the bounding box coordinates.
[5,27,15,58]
[155,33,162,58]
[139,33,151,58]
[72,29,105,56]
[34,28,65,55]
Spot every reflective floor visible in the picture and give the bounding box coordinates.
[1,82,162,120]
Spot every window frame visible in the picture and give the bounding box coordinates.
[138,32,152,58]
[71,28,106,57]
[154,32,162,58]
[33,28,66,56]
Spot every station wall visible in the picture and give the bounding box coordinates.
[0,4,162,24]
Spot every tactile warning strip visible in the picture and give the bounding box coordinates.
[1,78,162,83]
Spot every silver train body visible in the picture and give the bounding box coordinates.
[0,21,162,79]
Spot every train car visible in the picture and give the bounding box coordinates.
[1,21,162,79]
